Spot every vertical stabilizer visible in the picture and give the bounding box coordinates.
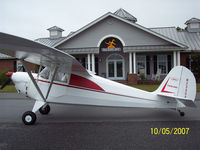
[154,66,196,101]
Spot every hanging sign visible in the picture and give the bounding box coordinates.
[100,37,122,52]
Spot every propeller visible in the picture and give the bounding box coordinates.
[0,72,13,90]
[0,65,24,90]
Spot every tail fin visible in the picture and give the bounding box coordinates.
[154,66,196,102]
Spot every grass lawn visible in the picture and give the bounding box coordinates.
[134,83,200,92]
[0,84,200,93]
[132,84,159,92]
[0,85,17,93]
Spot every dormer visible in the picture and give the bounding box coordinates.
[185,18,200,33]
[114,8,137,23]
[47,26,64,39]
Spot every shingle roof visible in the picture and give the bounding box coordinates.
[150,27,200,51]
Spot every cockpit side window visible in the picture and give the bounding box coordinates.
[39,67,69,83]
[54,72,69,83]
[39,67,50,79]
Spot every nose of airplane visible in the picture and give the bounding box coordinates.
[6,72,13,77]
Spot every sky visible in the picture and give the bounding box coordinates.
[1,0,200,40]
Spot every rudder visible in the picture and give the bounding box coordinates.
[154,66,196,102]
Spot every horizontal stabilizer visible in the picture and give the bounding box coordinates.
[177,99,196,108]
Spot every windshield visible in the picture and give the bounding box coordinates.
[39,67,69,83]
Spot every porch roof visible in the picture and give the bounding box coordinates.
[123,45,183,52]
[59,45,182,54]
[61,47,99,54]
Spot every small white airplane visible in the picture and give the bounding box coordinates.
[0,32,197,125]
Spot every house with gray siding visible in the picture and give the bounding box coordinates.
[1,8,200,84]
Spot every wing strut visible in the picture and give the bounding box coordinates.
[45,66,58,100]
[21,60,46,102]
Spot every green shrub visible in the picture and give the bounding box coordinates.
[0,70,9,85]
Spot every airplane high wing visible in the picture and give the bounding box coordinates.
[0,32,90,76]
[0,32,197,125]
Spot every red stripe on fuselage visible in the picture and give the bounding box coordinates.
[69,74,104,91]
[36,74,104,92]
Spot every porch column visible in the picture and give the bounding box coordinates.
[173,51,177,67]
[133,52,136,74]
[177,51,180,66]
[87,54,91,71]
[91,53,95,72]
[129,52,132,74]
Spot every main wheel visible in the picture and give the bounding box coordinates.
[39,104,50,115]
[22,111,37,125]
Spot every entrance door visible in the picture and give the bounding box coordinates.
[107,54,124,80]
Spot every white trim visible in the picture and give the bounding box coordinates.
[87,54,90,71]
[173,51,177,67]
[129,52,132,74]
[97,34,126,47]
[91,53,95,72]
[133,52,136,74]
[106,54,125,80]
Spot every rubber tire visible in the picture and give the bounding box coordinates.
[39,104,50,115]
[22,111,37,125]
[180,111,185,117]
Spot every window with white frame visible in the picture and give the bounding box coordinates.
[106,54,124,80]
[17,61,23,72]
[136,56,146,75]
[157,55,167,74]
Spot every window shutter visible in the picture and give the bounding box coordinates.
[167,55,172,72]
[82,57,86,68]
[153,55,157,74]
[146,56,150,75]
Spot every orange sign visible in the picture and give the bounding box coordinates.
[105,39,116,48]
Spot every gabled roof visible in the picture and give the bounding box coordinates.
[185,18,200,25]
[54,11,186,49]
[47,26,64,32]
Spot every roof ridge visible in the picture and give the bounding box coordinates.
[35,36,67,41]
[149,26,176,29]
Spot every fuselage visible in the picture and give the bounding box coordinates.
[11,72,182,109]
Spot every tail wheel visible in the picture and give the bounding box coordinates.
[39,104,50,115]
[22,111,37,125]
[180,111,185,117]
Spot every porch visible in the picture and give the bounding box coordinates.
[79,50,181,84]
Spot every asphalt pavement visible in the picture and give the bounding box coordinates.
[0,93,200,150]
